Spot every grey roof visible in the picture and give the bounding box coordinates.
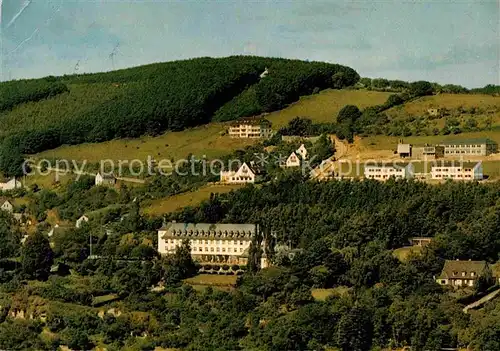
[160,222,257,239]
[230,117,271,127]
[438,260,488,280]
[440,138,497,146]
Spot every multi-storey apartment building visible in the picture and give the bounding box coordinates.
[228,118,273,138]
[430,161,483,180]
[364,163,414,181]
[158,222,269,268]
[439,138,498,156]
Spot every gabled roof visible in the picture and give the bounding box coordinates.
[438,260,488,280]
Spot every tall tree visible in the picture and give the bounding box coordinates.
[21,231,54,280]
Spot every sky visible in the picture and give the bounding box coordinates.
[0,0,498,88]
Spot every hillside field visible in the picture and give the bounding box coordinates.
[142,184,244,216]
[34,89,390,163]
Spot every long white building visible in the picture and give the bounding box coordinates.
[158,222,269,268]
[430,161,483,180]
[364,163,414,181]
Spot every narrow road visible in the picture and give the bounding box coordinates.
[463,287,500,313]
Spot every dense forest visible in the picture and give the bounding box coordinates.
[0,56,358,156]
[0,177,499,350]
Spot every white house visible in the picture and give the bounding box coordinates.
[364,163,414,181]
[76,215,89,228]
[1,200,14,213]
[284,152,301,168]
[296,144,308,159]
[220,163,256,184]
[259,67,269,79]
[158,222,269,268]
[430,161,483,181]
[95,172,116,186]
[0,178,22,191]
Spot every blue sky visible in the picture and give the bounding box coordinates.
[0,0,498,87]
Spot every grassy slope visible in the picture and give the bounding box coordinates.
[267,89,392,128]
[142,184,244,216]
[34,89,392,163]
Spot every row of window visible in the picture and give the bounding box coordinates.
[453,271,476,277]
[166,246,244,253]
[445,150,483,154]
[433,168,472,172]
[365,168,404,173]
[166,239,247,245]
[434,174,473,178]
[367,175,404,179]
[446,144,483,148]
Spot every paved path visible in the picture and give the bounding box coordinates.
[463,287,500,313]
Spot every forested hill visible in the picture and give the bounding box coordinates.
[0,56,359,155]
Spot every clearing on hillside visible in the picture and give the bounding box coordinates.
[142,184,244,216]
[266,89,392,128]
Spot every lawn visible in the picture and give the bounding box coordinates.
[266,89,392,128]
[311,286,350,301]
[184,274,238,292]
[386,93,500,117]
[360,130,500,151]
[35,123,256,164]
[393,246,424,262]
[142,184,244,215]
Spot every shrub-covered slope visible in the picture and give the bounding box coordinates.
[0,56,359,154]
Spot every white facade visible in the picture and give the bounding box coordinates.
[228,120,273,139]
[296,144,308,159]
[1,200,13,213]
[0,178,22,191]
[76,215,89,228]
[364,164,414,181]
[431,162,483,180]
[284,152,301,168]
[158,222,269,268]
[220,163,255,184]
[95,173,116,186]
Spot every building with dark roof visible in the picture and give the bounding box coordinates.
[439,138,498,156]
[436,260,489,288]
[158,222,269,268]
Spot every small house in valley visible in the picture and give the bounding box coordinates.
[76,215,90,228]
[409,237,433,247]
[220,163,256,184]
[1,200,14,213]
[296,144,308,159]
[436,260,489,288]
[95,173,116,186]
[397,143,412,158]
[0,178,22,191]
[284,152,301,168]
